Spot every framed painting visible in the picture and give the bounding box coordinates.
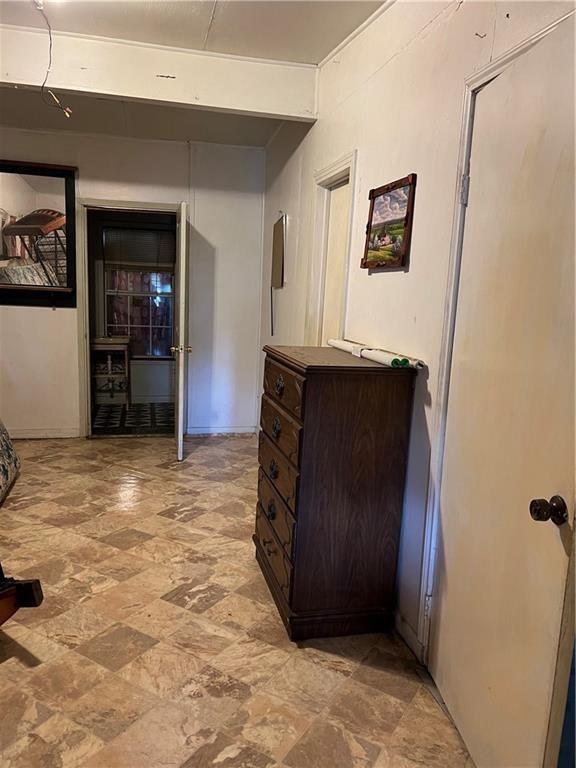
[0,160,77,307]
[361,173,417,270]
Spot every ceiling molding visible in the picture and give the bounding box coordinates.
[318,0,396,67]
[0,23,318,70]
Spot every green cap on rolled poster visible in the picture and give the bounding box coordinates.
[391,358,410,368]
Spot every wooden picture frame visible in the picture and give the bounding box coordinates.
[361,173,417,270]
[0,160,77,307]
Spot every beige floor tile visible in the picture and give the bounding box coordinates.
[203,592,269,631]
[223,692,312,761]
[52,569,119,604]
[98,526,154,550]
[175,664,254,727]
[125,597,192,639]
[161,579,230,612]
[284,718,381,768]
[373,746,427,768]
[263,656,347,714]
[25,651,110,707]
[83,702,214,768]
[35,604,115,649]
[17,556,84,586]
[73,513,131,540]
[117,641,204,697]
[65,675,158,741]
[235,574,276,605]
[92,551,154,582]
[12,592,72,628]
[387,688,469,767]
[248,613,298,653]
[297,634,379,677]
[181,729,276,767]
[327,679,407,744]
[84,581,156,620]
[211,635,291,687]
[129,536,195,566]
[75,622,158,671]
[352,653,422,704]
[0,683,53,751]
[0,624,68,682]
[167,615,240,661]
[31,713,104,767]
[67,539,119,565]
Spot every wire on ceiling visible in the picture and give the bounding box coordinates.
[32,0,72,118]
[202,0,218,50]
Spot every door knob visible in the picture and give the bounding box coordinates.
[529,495,568,526]
[170,346,179,354]
[185,346,192,353]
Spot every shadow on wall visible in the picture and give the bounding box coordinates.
[187,226,215,433]
[396,367,432,633]
[266,121,313,186]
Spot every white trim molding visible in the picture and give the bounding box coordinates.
[305,150,358,345]
[76,197,184,438]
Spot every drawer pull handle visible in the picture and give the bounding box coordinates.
[269,459,279,479]
[262,537,274,546]
[266,546,277,557]
[272,416,282,439]
[267,501,276,521]
[275,375,285,397]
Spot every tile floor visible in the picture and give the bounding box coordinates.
[0,435,472,768]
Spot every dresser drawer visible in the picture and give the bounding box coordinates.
[260,395,301,467]
[258,432,298,513]
[263,357,305,421]
[255,506,292,604]
[258,468,296,559]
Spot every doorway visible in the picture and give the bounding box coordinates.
[87,209,177,437]
[306,151,357,345]
[429,18,574,768]
[320,179,351,345]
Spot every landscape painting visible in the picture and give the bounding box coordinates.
[361,174,417,269]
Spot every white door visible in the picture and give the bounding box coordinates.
[321,180,351,345]
[430,21,574,768]
[174,201,188,461]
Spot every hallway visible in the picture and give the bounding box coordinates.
[0,436,470,767]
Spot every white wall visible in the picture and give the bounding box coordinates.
[188,143,265,433]
[260,0,572,651]
[0,127,264,438]
[0,172,37,219]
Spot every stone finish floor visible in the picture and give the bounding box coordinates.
[0,436,472,768]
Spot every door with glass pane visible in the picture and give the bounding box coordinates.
[87,209,177,437]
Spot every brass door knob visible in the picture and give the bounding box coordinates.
[170,346,179,354]
[185,346,193,353]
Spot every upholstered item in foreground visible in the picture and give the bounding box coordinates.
[0,418,20,504]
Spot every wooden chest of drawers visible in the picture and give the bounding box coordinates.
[253,345,416,641]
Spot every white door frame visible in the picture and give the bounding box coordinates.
[304,150,357,345]
[419,9,575,760]
[76,198,183,438]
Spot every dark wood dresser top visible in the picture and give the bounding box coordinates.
[263,345,417,375]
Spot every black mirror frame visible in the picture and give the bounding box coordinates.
[0,160,77,308]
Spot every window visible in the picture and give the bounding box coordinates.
[105,267,174,357]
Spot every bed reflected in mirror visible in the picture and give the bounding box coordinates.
[0,161,76,307]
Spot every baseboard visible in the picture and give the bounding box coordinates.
[10,428,82,439]
[185,426,257,435]
[395,610,425,662]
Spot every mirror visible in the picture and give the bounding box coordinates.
[0,161,77,307]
